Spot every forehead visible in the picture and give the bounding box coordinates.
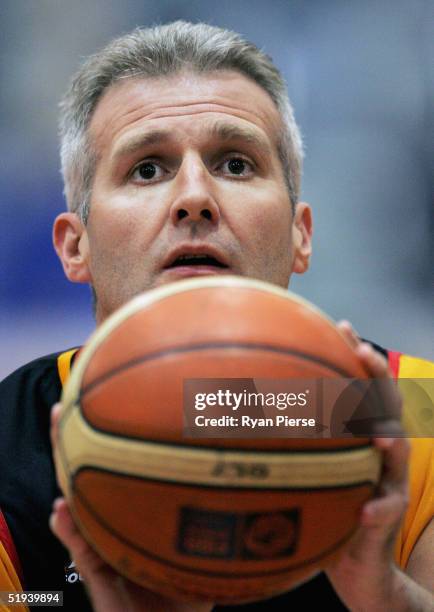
[88,70,283,157]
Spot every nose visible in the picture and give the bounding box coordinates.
[169,155,220,225]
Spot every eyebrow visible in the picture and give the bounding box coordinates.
[111,130,172,161]
[111,121,272,163]
[209,121,271,153]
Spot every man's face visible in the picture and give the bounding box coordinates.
[60,71,311,322]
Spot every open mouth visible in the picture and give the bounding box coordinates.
[166,254,228,269]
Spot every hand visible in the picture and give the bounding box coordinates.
[50,405,214,612]
[325,322,409,611]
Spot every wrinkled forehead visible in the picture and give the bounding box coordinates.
[88,70,283,158]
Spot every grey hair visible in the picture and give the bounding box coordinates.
[59,21,303,223]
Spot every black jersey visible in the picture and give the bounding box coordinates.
[1,347,432,611]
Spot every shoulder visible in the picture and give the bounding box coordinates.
[1,351,69,384]
[0,349,80,400]
[0,353,62,417]
[0,349,80,452]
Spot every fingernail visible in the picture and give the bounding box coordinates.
[49,512,56,533]
[363,505,373,518]
[376,437,394,448]
[358,343,372,356]
[361,504,375,523]
[52,497,63,511]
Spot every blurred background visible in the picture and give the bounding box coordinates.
[1,0,433,379]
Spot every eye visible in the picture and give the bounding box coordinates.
[131,161,165,183]
[220,157,254,177]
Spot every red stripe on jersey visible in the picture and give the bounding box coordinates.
[0,508,24,583]
[388,350,402,379]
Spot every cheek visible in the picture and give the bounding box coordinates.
[86,212,140,288]
[245,191,294,278]
[88,193,161,254]
[235,186,292,249]
[258,203,291,232]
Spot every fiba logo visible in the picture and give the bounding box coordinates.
[178,506,300,561]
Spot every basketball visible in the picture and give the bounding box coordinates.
[55,276,382,604]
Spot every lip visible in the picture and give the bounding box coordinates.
[162,244,230,270]
[160,265,231,280]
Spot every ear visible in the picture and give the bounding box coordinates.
[291,202,313,275]
[52,212,92,283]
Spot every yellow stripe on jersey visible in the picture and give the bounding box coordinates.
[57,349,79,388]
[0,540,28,612]
[398,439,433,568]
[399,354,434,378]
[398,355,434,437]
[393,354,434,569]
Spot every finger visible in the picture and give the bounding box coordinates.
[50,402,62,449]
[361,490,409,528]
[50,498,107,576]
[356,343,403,423]
[356,342,391,377]
[337,320,360,349]
[50,498,86,556]
[374,437,410,486]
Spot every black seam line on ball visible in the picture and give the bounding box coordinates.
[76,342,383,446]
[73,465,377,492]
[80,341,367,398]
[72,470,373,578]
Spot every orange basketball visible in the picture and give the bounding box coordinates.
[55,276,381,604]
